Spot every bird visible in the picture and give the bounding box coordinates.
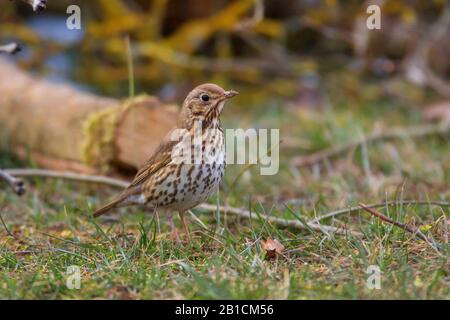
[93,83,238,243]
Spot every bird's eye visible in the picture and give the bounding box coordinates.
[200,94,209,102]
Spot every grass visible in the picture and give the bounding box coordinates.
[0,98,449,299]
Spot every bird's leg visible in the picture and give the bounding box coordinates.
[167,212,181,244]
[179,210,191,243]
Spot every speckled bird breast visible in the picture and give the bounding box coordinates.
[144,126,225,212]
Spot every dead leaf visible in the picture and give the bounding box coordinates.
[260,238,285,260]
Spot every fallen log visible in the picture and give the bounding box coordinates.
[0,58,178,174]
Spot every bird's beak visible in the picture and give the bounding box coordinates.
[222,90,239,100]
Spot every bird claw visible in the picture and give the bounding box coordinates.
[170,227,182,244]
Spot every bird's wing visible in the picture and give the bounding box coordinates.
[93,127,180,217]
[128,129,178,189]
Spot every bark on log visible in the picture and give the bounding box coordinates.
[0,58,178,174]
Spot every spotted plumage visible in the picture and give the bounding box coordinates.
[93,83,238,243]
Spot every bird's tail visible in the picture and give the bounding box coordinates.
[93,185,141,217]
[93,197,124,217]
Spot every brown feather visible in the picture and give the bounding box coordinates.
[93,196,126,217]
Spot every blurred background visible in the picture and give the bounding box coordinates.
[1,0,449,203]
[2,0,449,104]
[0,0,449,300]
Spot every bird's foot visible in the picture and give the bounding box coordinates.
[170,227,182,244]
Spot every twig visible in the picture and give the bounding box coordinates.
[0,207,19,241]
[0,206,35,247]
[359,203,441,253]
[0,169,26,196]
[291,123,450,168]
[311,200,450,223]
[3,168,360,236]
[199,204,362,236]
[0,42,22,55]
[4,168,128,189]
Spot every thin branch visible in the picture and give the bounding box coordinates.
[3,168,360,236]
[291,123,450,168]
[0,169,26,196]
[0,207,20,241]
[4,168,128,189]
[0,42,22,55]
[198,203,362,236]
[0,206,35,247]
[359,203,441,253]
[311,200,450,223]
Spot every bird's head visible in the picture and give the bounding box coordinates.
[178,83,238,128]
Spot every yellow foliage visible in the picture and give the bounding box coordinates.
[164,0,255,54]
[96,0,131,18]
[87,14,145,38]
[253,19,285,39]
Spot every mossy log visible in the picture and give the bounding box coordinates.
[0,59,177,174]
